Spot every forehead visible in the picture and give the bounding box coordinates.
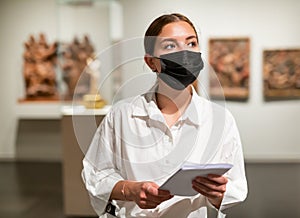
[158,21,196,38]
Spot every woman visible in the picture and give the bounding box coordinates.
[82,13,247,217]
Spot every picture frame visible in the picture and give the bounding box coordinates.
[263,49,300,100]
[208,37,250,101]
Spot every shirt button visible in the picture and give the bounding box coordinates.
[163,136,169,142]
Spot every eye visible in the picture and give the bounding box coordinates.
[187,40,198,48]
[163,42,176,50]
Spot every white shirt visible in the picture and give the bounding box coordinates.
[82,86,248,218]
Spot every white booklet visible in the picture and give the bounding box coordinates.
[159,163,233,196]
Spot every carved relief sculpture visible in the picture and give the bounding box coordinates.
[22,33,58,100]
[209,38,250,100]
[263,49,300,100]
[61,35,95,100]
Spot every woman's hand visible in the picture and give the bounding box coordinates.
[192,174,228,209]
[126,181,173,209]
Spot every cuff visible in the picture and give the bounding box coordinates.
[206,198,226,218]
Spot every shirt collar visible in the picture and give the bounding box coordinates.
[131,83,161,118]
[132,84,203,127]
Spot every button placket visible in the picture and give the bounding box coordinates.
[162,131,173,167]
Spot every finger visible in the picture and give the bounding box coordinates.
[136,184,159,204]
[193,177,226,193]
[195,175,227,186]
[138,200,158,209]
[142,183,156,193]
[194,176,220,187]
[157,189,172,197]
[192,181,224,198]
[147,185,171,197]
[148,185,172,197]
[207,174,228,185]
[146,196,171,205]
[138,189,161,205]
[143,183,173,203]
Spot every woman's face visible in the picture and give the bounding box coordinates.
[151,21,200,73]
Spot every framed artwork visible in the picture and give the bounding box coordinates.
[209,37,250,101]
[263,49,300,100]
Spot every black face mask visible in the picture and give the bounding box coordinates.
[157,50,204,90]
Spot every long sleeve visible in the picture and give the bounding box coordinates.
[200,109,247,217]
[220,111,248,211]
[81,113,123,216]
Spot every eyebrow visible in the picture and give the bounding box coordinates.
[186,36,197,41]
[159,35,198,44]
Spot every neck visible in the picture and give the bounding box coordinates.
[156,83,193,115]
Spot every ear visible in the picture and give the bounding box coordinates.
[144,54,157,72]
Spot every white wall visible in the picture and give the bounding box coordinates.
[0,0,58,158]
[120,0,300,161]
[0,0,299,161]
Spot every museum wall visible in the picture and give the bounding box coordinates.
[0,0,58,158]
[0,0,299,161]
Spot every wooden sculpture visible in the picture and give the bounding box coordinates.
[61,35,95,100]
[22,33,58,100]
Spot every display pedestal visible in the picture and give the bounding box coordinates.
[16,100,110,215]
[61,106,110,216]
[15,100,64,161]
[16,100,62,119]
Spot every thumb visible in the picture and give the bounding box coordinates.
[147,184,158,196]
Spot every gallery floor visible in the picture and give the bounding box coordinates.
[0,161,299,218]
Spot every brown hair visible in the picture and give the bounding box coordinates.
[144,13,198,55]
